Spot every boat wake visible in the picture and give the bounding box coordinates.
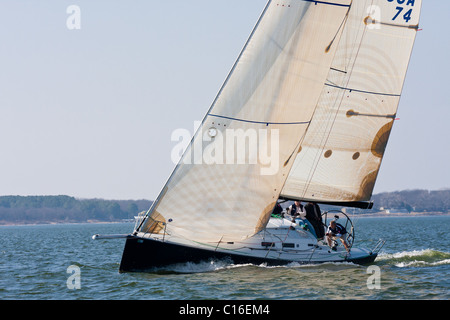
[139,249,450,274]
[377,249,450,268]
[145,259,252,274]
[143,259,360,274]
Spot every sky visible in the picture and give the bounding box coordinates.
[0,0,448,200]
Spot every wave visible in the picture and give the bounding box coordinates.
[138,249,450,274]
[144,259,360,274]
[146,259,253,274]
[377,249,450,268]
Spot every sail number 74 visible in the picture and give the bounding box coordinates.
[393,7,412,23]
[387,0,416,23]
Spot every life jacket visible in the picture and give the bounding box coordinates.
[290,203,304,216]
[328,223,347,235]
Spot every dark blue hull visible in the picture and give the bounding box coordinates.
[119,236,377,272]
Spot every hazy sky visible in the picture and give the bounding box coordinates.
[0,0,448,200]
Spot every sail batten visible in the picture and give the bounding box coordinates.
[208,113,311,126]
[301,0,351,7]
[324,83,402,97]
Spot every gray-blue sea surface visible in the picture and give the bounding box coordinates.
[0,215,449,300]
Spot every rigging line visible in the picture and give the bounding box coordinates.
[296,3,354,201]
[300,2,366,199]
[277,119,312,196]
[301,0,351,8]
[308,244,319,264]
[135,207,151,233]
[215,236,224,252]
[275,127,311,243]
[325,1,352,53]
[324,83,401,97]
[208,114,310,126]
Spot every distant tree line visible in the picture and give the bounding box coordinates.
[0,189,448,225]
[287,189,450,215]
[370,189,450,213]
[0,195,152,225]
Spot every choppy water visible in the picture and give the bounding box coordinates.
[0,215,449,300]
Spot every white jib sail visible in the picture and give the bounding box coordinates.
[281,0,422,205]
[139,0,352,243]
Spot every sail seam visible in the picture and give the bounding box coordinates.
[208,113,310,126]
[301,0,351,8]
[324,83,401,97]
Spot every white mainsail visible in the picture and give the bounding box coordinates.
[139,0,352,242]
[280,0,422,206]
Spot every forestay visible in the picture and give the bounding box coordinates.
[138,0,352,242]
[280,0,422,207]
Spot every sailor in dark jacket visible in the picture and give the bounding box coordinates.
[304,202,325,239]
[286,200,305,219]
[326,220,350,252]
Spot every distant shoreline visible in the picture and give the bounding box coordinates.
[0,219,134,227]
[1,211,449,227]
[350,211,450,218]
[2,191,448,226]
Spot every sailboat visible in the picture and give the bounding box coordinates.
[108,0,422,272]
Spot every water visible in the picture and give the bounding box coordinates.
[0,216,449,300]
